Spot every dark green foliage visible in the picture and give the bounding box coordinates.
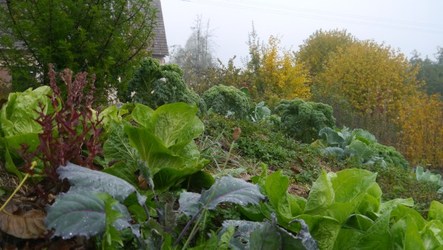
[275,99,336,143]
[124,58,204,110]
[411,49,443,97]
[0,0,156,99]
[202,85,252,119]
[373,166,442,216]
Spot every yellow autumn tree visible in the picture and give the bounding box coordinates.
[397,93,443,168]
[256,36,311,103]
[317,40,420,119]
[296,29,356,77]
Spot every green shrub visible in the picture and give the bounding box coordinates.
[274,98,335,143]
[124,58,204,110]
[202,85,252,119]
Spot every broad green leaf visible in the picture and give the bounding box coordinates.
[221,219,318,250]
[391,215,425,250]
[333,228,362,250]
[179,176,264,217]
[322,147,345,159]
[380,198,414,214]
[422,220,443,249]
[200,176,265,210]
[99,103,133,129]
[178,192,201,217]
[352,128,377,144]
[325,202,359,224]
[288,194,306,216]
[102,162,139,188]
[305,170,334,213]
[4,147,23,180]
[125,125,183,174]
[103,123,141,170]
[357,183,382,215]
[391,205,426,229]
[346,140,374,162]
[331,168,377,203]
[0,86,51,138]
[57,162,146,205]
[130,103,154,128]
[182,170,215,191]
[45,191,131,239]
[221,220,262,249]
[249,220,282,249]
[153,165,205,191]
[101,193,126,249]
[429,201,443,221]
[0,86,52,179]
[319,127,345,146]
[297,214,340,250]
[124,103,208,192]
[149,103,204,148]
[344,214,374,231]
[355,212,392,250]
[4,132,41,152]
[265,170,289,208]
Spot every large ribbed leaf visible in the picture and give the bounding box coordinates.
[45,191,131,239]
[57,162,146,205]
[221,218,318,250]
[179,176,264,217]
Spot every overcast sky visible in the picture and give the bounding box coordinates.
[161,0,443,66]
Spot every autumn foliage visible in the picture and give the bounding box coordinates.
[245,35,311,104]
[297,30,443,168]
[397,93,443,167]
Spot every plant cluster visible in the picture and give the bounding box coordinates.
[123,58,204,111]
[415,166,443,193]
[317,127,409,169]
[275,99,335,143]
[202,84,253,119]
[1,68,443,248]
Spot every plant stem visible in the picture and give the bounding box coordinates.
[174,208,203,246]
[223,141,236,169]
[0,161,36,213]
[181,210,205,250]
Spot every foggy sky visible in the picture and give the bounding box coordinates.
[161,0,443,66]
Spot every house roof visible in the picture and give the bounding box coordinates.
[151,0,169,57]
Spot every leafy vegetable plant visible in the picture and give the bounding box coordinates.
[0,86,52,178]
[416,166,443,193]
[248,167,443,249]
[99,102,213,192]
[203,84,253,119]
[45,162,309,249]
[317,126,409,168]
[275,98,335,143]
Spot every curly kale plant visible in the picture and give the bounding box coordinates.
[124,58,204,110]
[202,85,253,119]
[275,99,335,143]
